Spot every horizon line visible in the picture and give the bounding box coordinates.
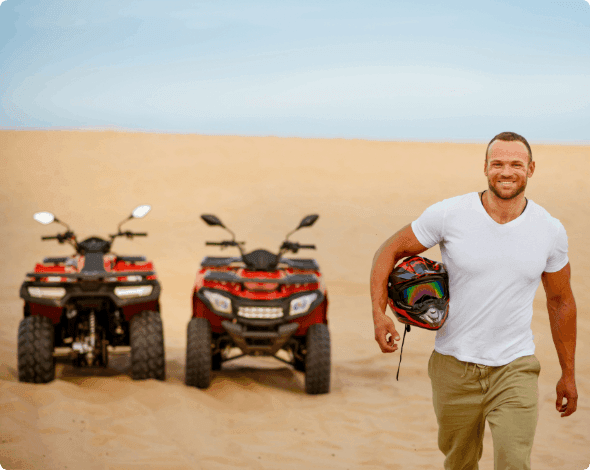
[1,126,589,146]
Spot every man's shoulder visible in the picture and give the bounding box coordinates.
[427,192,478,213]
[526,200,564,230]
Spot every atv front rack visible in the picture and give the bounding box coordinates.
[201,256,319,270]
[203,271,318,285]
[21,271,160,308]
[26,271,155,280]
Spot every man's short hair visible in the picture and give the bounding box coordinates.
[486,132,533,163]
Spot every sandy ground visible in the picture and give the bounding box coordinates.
[0,130,588,470]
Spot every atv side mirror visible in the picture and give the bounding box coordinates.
[297,214,319,229]
[131,205,151,219]
[201,214,225,228]
[33,211,55,225]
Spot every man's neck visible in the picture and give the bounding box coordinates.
[481,190,528,224]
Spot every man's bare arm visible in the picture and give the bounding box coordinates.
[370,224,427,353]
[541,263,578,417]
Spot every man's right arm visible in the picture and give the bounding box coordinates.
[370,224,428,353]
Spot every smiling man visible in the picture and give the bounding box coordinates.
[370,132,577,469]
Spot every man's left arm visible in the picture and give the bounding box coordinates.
[541,262,578,417]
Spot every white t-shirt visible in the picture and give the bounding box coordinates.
[411,192,568,366]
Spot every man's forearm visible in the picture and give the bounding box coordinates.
[370,224,427,320]
[548,297,577,375]
[370,239,402,318]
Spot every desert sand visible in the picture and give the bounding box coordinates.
[0,130,588,470]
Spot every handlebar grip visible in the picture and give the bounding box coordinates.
[299,244,316,249]
[42,236,58,240]
[206,242,222,246]
[133,232,148,237]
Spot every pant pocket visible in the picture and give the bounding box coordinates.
[428,350,436,379]
[532,354,541,374]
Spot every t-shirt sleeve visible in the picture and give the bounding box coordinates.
[411,200,446,249]
[545,222,569,273]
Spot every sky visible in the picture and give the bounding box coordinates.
[0,0,589,142]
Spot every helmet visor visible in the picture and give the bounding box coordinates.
[401,280,446,306]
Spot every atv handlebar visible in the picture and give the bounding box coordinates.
[280,241,316,253]
[206,241,245,247]
[41,231,76,243]
[109,231,148,239]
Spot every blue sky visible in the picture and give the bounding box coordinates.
[1,0,589,142]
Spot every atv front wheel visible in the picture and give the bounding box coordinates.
[130,310,166,380]
[185,317,212,389]
[304,323,331,394]
[18,316,55,383]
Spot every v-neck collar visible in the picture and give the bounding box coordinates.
[476,191,529,227]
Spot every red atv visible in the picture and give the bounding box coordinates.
[18,205,165,383]
[186,214,330,394]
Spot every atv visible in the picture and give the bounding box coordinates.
[18,205,165,383]
[186,214,330,394]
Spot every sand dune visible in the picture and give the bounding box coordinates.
[0,130,588,469]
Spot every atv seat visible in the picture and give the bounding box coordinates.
[81,252,106,274]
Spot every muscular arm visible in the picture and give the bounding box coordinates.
[541,263,578,417]
[370,224,427,353]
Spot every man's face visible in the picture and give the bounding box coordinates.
[484,140,535,200]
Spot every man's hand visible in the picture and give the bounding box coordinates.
[556,373,578,417]
[374,312,400,353]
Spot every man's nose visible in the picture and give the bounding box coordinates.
[500,165,514,176]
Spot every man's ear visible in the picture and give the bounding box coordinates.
[528,160,536,178]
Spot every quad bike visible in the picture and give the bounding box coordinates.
[18,205,165,383]
[186,214,330,394]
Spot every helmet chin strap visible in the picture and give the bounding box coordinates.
[396,324,411,381]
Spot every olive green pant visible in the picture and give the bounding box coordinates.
[428,351,541,470]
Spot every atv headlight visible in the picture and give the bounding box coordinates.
[289,293,318,316]
[27,287,66,299]
[203,291,232,314]
[114,285,153,299]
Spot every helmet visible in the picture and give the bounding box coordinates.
[387,256,449,330]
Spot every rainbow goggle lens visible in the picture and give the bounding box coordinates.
[400,280,446,306]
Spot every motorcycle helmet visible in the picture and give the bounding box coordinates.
[387,256,449,330]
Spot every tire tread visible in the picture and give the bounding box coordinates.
[305,323,331,394]
[185,317,212,389]
[18,316,55,383]
[130,310,166,380]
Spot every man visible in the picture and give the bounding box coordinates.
[370,132,577,469]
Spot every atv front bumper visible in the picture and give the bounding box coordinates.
[221,321,299,355]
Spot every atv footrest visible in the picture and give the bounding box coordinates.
[117,256,147,263]
[43,257,70,264]
[201,256,241,267]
